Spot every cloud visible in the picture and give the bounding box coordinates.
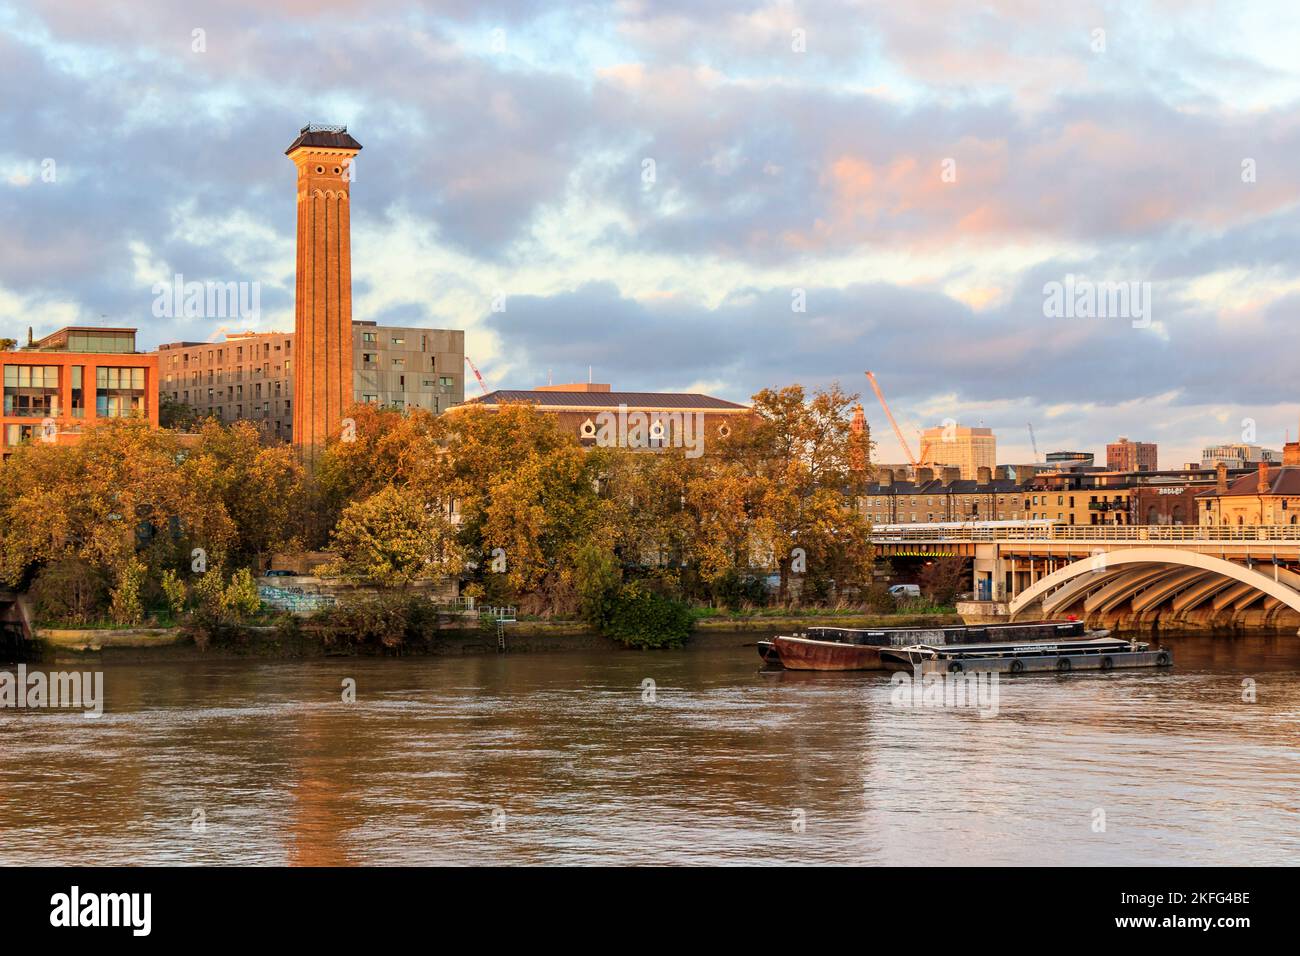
[2,0,1298,466]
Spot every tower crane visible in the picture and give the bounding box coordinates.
[1027,422,1041,463]
[464,355,490,396]
[864,371,932,469]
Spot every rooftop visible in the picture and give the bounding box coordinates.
[457,389,749,411]
[22,326,139,353]
[285,124,363,155]
[1198,466,1300,498]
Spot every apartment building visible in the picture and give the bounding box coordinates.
[920,424,996,480]
[1106,436,1158,472]
[1,326,158,459]
[156,321,464,442]
[861,467,1030,524]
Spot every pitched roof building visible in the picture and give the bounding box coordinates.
[448,382,749,456]
[1198,449,1300,526]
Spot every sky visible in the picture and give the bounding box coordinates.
[2,0,1300,468]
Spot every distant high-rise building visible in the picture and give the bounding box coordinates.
[1201,443,1281,470]
[1107,437,1158,472]
[920,423,995,480]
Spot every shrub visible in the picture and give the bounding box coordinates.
[160,569,188,621]
[574,542,621,629]
[30,558,108,626]
[320,593,441,650]
[711,569,768,611]
[605,581,694,649]
[109,558,147,627]
[224,568,261,619]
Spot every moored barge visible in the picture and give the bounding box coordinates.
[768,620,1101,671]
[880,637,1172,674]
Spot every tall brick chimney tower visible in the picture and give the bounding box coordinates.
[286,124,362,464]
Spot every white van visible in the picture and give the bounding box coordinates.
[889,584,921,600]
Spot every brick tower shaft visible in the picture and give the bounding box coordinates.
[285,124,362,465]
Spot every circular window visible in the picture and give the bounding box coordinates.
[718,423,731,438]
[580,418,596,437]
[333,166,341,175]
[315,165,325,174]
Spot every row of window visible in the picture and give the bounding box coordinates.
[166,341,289,368]
[3,366,144,421]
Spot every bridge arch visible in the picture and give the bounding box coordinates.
[1008,547,1300,622]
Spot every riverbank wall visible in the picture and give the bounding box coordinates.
[27,612,964,663]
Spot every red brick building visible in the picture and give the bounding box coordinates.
[1,326,159,459]
[1107,436,1158,472]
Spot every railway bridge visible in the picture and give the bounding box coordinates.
[871,522,1300,631]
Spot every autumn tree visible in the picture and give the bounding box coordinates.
[702,383,875,605]
[0,420,235,598]
[182,420,306,565]
[322,485,463,588]
[312,404,445,546]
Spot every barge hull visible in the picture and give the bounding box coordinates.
[773,636,884,671]
[910,650,1167,675]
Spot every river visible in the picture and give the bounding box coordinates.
[1,632,1297,865]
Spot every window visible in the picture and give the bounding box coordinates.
[391,336,404,346]
[3,364,60,418]
[4,423,39,447]
[363,332,377,345]
[95,366,147,418]
[392,358,405,368]
[439,376,453,387]
[363,394,378,404]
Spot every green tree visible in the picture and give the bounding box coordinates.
[224,567,262,619]
[160,568,188,620]
[323,485,463,588]
[110,557,147,626]
[574,541,622,629]
[605,581,694,649]
[159,396,202,431]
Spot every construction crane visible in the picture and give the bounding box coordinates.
[464,355,490,396]
[1027,422,1042,463]
[864,371,932,469]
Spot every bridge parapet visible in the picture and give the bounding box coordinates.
[871,524,1300,545]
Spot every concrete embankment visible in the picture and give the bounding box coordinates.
[28,612,964,662]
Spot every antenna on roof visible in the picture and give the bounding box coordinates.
[588,365,592,384]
